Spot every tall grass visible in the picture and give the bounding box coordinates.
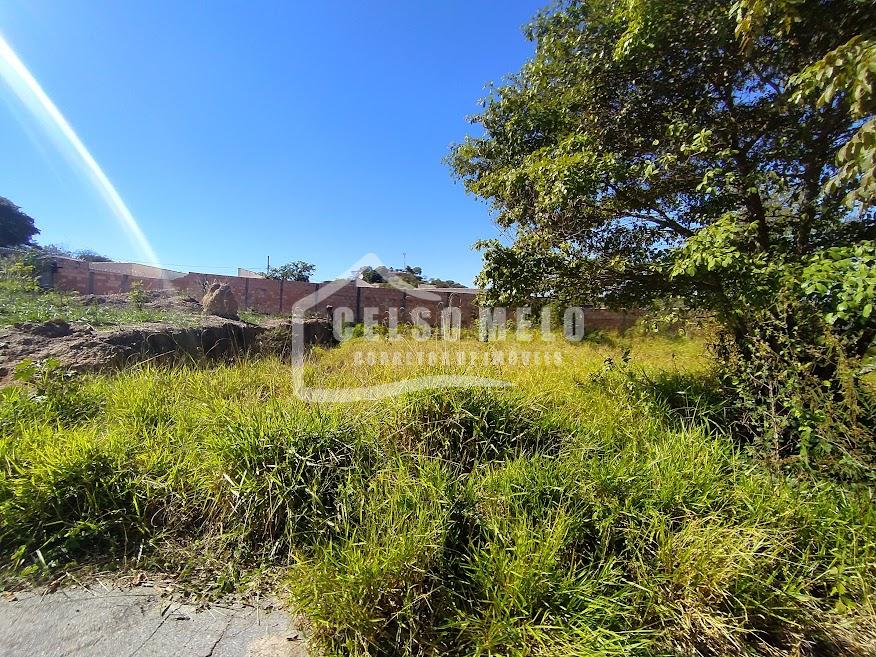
[1,335,874,655]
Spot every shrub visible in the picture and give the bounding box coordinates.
[200,407,381,560]
[710,295,876,479]
[387,389,568,471]
[128,280,149,309]
[0,256,40,294]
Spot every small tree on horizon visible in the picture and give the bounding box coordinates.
[41,244,112,262]
[359,265,466,288]
[75,249,113,263]
[263,260,316,282]
[427,277,466,288]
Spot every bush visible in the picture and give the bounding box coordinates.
[203,408,381,559]
[128,280,149,309]
[714,302,876,479]
[387,389,568,471]
[588,297,876,480]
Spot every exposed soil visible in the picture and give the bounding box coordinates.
[0,316,335,384]
[79,289,203,314]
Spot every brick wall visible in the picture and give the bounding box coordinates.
[54,258,179,295]
[579,308,642,332]
[51,257,640,331]
[53,257,91,293]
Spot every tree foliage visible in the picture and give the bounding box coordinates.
[450,0,876,471]
[360,265,466,288]
[74,249,113,263]
[734,0,876,205]
[0,197,39,248]
[41,244,112,262]
[263,260,316,282]
[426,277,466,289]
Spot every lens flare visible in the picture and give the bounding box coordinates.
[0,33,159,265]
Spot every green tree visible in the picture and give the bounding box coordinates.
[40,244,74,258]
[263,260,316,282]
[360,265,435,288]
[428,278,466,288]
[75,249,112,263]
[450,0,876,469]
[0,197,39,248]
[734,0,875,206]
[360,266,386,284]
[398,266,425,287]
[41,244,112,262]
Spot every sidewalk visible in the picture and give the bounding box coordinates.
[0,583,305,657]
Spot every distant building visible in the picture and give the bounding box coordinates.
[89,261,185,280]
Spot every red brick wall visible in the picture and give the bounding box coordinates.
[312,281,358,316]
[53,258,91,292]
[170,274,360,317]
[581,308,642,332]
[54,258,177,295]
[51,258,640,331]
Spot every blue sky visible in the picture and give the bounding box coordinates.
[0,1,541,285]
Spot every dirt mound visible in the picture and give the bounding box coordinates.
[0,318,335,384]
[80,290,202,314]
[0,321,125,382]
[257,318,336,357]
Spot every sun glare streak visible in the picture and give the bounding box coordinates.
[0,33,159,266]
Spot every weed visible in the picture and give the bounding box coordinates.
[128,280,149,309]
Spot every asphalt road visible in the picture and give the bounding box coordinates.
[0,584,306,657]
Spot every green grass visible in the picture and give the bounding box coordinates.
[0,279,200,328]
[1,335,875,655]
[239,309,272,324]
[0,274,272,328]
